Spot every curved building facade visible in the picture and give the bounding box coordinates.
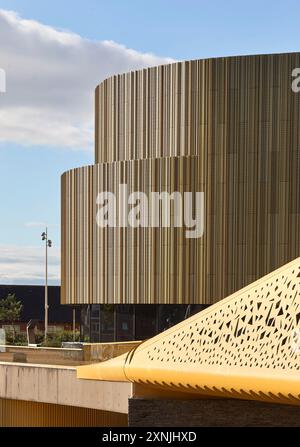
[62,52,300,308]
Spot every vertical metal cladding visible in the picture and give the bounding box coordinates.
[95,53,300,164]
[62,52,300,305]
[62,156,206,305]
[0,398,127,427]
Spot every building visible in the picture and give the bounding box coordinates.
[0,285,80,334]
[1,51,300,427]
[61,52,300,342]
[78,256,300,425]
[1,250,300,426]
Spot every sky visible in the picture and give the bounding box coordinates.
[0,0,300,285]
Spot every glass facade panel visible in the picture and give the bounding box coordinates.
[90,304,100,341]
[81,304,210,343]
[80,306,90,342]
[135,305,156,340]
[157,305,187,332]
[116,305,134,341]
[100,304,115,342]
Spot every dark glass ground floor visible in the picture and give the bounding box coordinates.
[80,304,209,343]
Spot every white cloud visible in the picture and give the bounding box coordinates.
[0,10,174,150]
[0,244,60,285]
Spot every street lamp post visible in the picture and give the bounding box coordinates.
[41,228,52,340]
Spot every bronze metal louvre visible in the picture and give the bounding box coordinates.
[61,52,300,305]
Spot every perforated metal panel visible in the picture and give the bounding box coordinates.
[78,257,300,405]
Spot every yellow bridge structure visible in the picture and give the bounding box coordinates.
[78,257,300,406]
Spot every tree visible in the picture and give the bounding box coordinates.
[0,293,23,342]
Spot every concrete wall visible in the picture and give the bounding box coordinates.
[0,362,131,414]
[0,345,84,365]
[83,341,140,362]
[0,341,140,366]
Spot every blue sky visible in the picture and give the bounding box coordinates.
[0,0,300,284]
[1,0,300,59]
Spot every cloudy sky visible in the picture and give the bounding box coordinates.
[0,6,172,284]
[0,0,300,284]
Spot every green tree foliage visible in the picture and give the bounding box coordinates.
[0,293,23,342]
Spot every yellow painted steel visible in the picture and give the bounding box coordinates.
[78,257,300,405]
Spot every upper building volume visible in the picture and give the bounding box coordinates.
[61,52,300,305]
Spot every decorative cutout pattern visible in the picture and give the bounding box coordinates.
[93,258,300,405]
[145,264,300,371]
